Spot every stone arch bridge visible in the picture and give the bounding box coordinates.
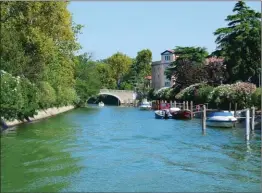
[98,89,137,105]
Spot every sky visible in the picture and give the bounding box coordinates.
[68,1,261,61]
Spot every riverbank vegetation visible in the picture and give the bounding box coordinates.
[0,2,152,121]
[153,1,261,110]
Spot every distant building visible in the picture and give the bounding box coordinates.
[151,50,178,90]
[151,50,224,90]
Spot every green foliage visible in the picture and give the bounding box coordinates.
[105,52,132,87]
[0,2,83,121]
[173,46,209,63]
[195,85,214,104]
[147,88,156,100]
[251,88,261,109]
[38,81,57,109]
[208,82,256,109]
[0,71,24,120]
[74,54,101,106]
[213,1,261,85]
[175,83,208,101]
[96,62,117,89]
[19,77,40,119]
[56,87,78,106]
[119,82,133,90]
[165,46,209,87]
[134,49,152,77]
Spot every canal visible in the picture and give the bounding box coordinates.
[1,106,261,192]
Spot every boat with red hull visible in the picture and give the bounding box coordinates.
[171,110,192,120]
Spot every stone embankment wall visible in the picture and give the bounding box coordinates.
[2,106,74,130]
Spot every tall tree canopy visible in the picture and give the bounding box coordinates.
[212,1,261,85]
[0,2,84,119]
[74,54,101,107]
[134,49,152,77]
[105,52,132,87]
[165,46,209,80]
[96,63,117,89]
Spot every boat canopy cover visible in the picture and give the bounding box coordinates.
[209,112,233,117]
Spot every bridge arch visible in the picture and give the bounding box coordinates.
[87,89,136,106]
[98,93,122,105]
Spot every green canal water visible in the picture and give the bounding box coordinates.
[1,106,261,192]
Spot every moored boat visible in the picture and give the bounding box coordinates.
[206,111,237,128]
[98,102,104,107]
[155,110,172,119]
[171,110,192,120]
[139,99,152,110]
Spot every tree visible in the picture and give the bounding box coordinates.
[165,46,209,80]
[105,52,132,88]
[213,1,260,85]
[172,61,208,88]
[0,2,81,111]
[74,54,101,107]
[134,49,152,77]
[204,60,228,86]
[96,62,117,89]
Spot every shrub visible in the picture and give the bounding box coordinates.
[18,77,40,119]
[208,82,256,109]
[155,87,170,100]
[38,81,57,109]
[147,88,156,100]
[0,71,24,120]
[251,88,261,109]
[175,82,208,101]
[56,86,78,106]
[195,85,214,104]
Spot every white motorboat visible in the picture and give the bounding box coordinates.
[98,102,104,107]
[139,99,152,110]
[169,107,181,113]
[155,109,172,119]
[206,111,237,128]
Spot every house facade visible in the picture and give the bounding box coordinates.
[151,49,224,90]
[151,50,177,90]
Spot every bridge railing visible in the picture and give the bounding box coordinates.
[100,89,135,93]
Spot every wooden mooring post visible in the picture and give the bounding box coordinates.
[234,103,237,117]
[202,105,206,134]
[245,108,250,141]
[251,106,255,131]
[190,101,193,119]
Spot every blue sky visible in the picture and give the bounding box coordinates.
[68,1,260,61]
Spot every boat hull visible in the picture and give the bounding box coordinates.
[171,110,191,120]
[206,112,237,128]
[139,106,151,110]
[155,110,172,119]
[206,120,236,128]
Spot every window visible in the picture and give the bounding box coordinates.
[165,81,170,87]
[164,55,170,61]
